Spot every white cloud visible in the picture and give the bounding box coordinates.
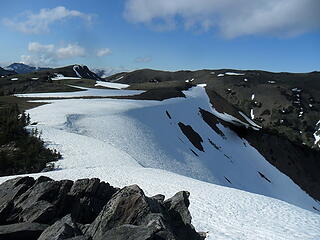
[56,44,86,59]
[3,6,91,34]
[96,48,112,57]
[134,56,152,63]
[28,42,54,53]
[92,66,131,77]
[21,42,86,66]
[124,0,320,38]
[20,55,54,67]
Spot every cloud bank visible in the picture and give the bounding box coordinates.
[21,42,86,66]
[124,0,320,38]
[96,48,112,57]
[3,6,91,34]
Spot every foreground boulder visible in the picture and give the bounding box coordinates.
[38,215,82,240]
[0,177,205,240]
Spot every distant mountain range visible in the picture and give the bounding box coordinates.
[0,63,101,80]
[1,63,123,79]
[4,63,51,74]
[0,67,16,76]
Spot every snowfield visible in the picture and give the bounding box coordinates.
[15,85,143,98]
[1,85,320,240]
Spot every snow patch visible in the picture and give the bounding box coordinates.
[238,111,262,129]
[250,109,255,119]
[11,78,18,81]
[111,76,124,82]
[95,81,129,89]
[73,65,82,78]
[52,76,81,81]
[225,72,245,76]
[251,93,255,100]
[51,73,81,81]
[267,81,276,84]
[314,120,320,146]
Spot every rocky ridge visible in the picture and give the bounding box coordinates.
[0,176,205,240]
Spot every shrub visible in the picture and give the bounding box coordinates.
[0,104,61,176]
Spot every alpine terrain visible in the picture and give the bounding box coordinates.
[0,64,319,240]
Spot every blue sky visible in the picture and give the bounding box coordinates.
[0,0,319,73]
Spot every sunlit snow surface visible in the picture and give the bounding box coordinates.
[95,81,129,89]
[2,86,320,240]
[15,85,143,98]
[314,120,320,146]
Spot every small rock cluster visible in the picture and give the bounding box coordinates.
[0,176,205,240]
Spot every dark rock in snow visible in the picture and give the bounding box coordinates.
[199,108,225,138]
[178,122,204,152]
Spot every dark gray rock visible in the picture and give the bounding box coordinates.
[101,223,164,240]
[151,194,165,203]
[8,181,62,224]
[38,215,82,240]
[14,181,62,209]
[0,177,204,240]
[34,176,53,185]
[7,179,73,224]
[86,185,202,240]
[68,178,118,224]
[0,177,35,224]
[69,179,100,198]
[0,222,48,240]
[19,200,56,223]
[164,191,192,226]
[86,185,156,239]
[164,191,203,240]
[65,236,91,240]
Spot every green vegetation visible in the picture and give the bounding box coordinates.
[0,104,61,176]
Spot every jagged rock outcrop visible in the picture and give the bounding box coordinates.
[0,177,205,240]
[0,222,49,240]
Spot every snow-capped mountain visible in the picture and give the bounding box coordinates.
[0,66,16,76]
[47,64,101,80]
[5,63,50,74]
